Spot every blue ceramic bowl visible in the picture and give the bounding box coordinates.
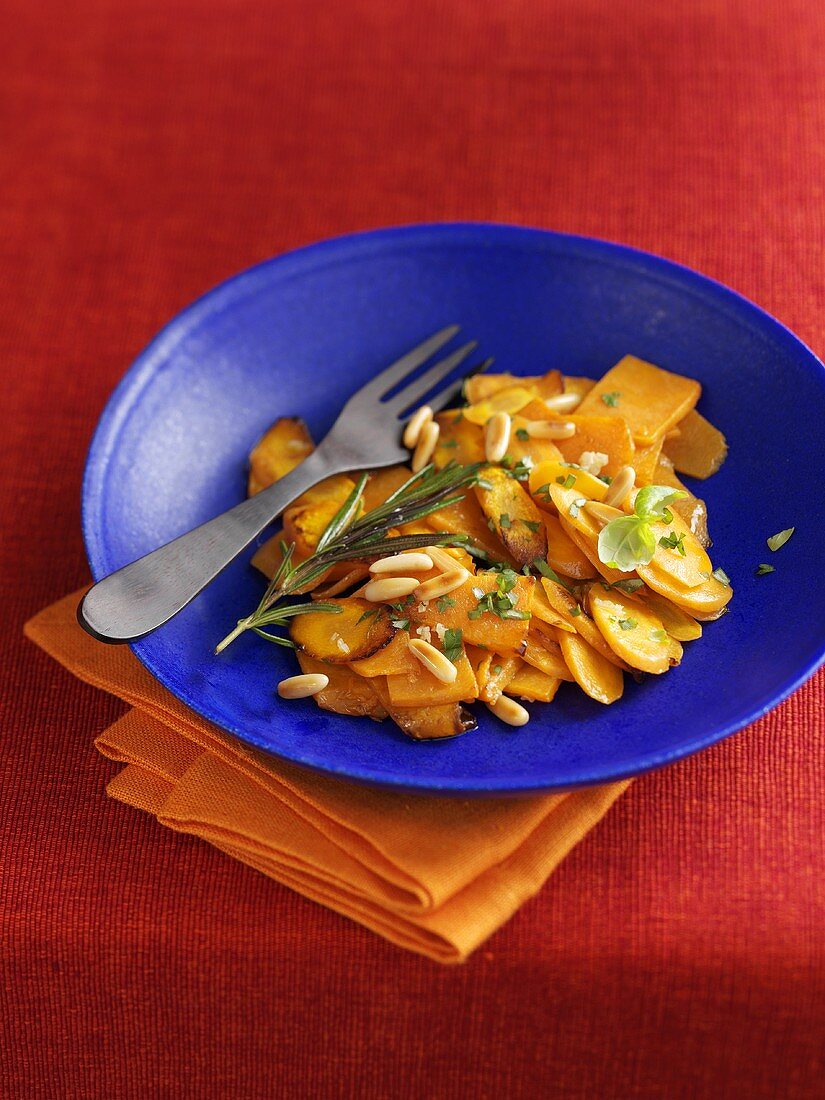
[82,224,825,794]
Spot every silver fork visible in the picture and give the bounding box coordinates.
[78,325,489,643]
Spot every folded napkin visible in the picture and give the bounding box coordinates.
[25,590,629,963]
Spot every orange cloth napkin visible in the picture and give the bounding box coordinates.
[25,590,629,963]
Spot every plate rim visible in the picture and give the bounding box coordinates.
[81,222,825,793]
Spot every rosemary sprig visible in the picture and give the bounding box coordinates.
[215,461,481,654]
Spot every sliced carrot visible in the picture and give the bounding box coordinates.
[663,409,728,479]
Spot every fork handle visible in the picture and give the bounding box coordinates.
[78,448,341,643]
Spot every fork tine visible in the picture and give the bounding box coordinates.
[419,357,496,417]
[388,340,478,414]
[358,325,461,400]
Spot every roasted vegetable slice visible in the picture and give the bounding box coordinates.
[506,665,562,703]
[463,386,535,425]
[541,514,597,580]
[556,628,624,704]
[587,586,670,674]
[479,654,524,704]
[283,475,361,558]
[426,490,514,563]
[556,415,636,477]
[576,355,701,446]
[386,651,478,707]
[639,590,703,641]
[521,633,574,680]
[637,566,732,619]
[296,653,387,720]
[654,455,710,547]
[248,417,314,495]
[432,412,485,467]
[474,466,548,567]
[528,458,609,507]
[411,570,535,652]
[663,409,728,479]
[290,599,395,664]
[370,679,477,740]
[538,578,629,669]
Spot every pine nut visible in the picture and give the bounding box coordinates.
[411,420,440,472]
[604,465,636,508]
[486,695,530,726]
[408,638,458,683]
[524,420,576,440]
[542,392,582,413]
[425,545,464,572]
[583,501,624,527]
[484,411,511,463]
[278,673,329,699]
[370,551,434,575]
[402,405,433,449]
[414,568,469,602]
[363,576,420,602]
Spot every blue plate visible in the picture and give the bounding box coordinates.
[82,224,825,794]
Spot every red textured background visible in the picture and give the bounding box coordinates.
[2,2,824,1096]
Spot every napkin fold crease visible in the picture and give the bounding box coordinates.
[25,589,629,962]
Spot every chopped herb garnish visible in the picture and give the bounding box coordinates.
[390,618,410,631]
[515,427,530,441]
[523,519,541,533]
[571,606,582,617]
[452,411,464,423]
[711,567,730,586]
[440,438,458,448]
[436,594,457,611]
[601,391,621,407]
[599,474,613,485]
[492,664,503,675]
[534,483,552,503]
[532,559,576,592]
[555,474,577,489]
[500,454,514,468]
[755,563,775,576]
[356,607,381,625]
[442,628,463,663]
[650,628,667,643]
[767,527,795,552]
[601,578,645,594]
[467,606,484,620]
[658,530,687,556]
[618,618,637,631]
[499,513,512,529]
[507,459,533,482]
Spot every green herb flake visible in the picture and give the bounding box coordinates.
[492,663,503,676]
[755,563,775,576]
[390,618,410,631]
[440,438,458,448]
[507,460,533,482]
[442,628,463,663]
[356,607,381,625]
[650,628,668,643]
[571,606,582,617]
[436,594,457,612]
[618,618,637,631]
[555,473,577,489]
[499,513,512,529]
[767,527,795,552]
[601,391,621,408]
[515,427,530,441]
[523,519,541,533]
[534,483,553,503]
[711,567,731,586]
[658,530,686,556]
[599,474,613,485]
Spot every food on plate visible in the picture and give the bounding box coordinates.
[216,354,732,739]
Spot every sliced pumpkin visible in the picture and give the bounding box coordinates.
[506,419,563,469]
[556,415,636,477]
[545,481,630,585]
[411,570,535,652]
[506,665,562,703]
[528,458,609,508]
[290,599,395,664]
[361,465,413,511]
[538,578,629,669]
[473,466,548,567]
[563,376,596,400]
[632,436,665,486]
[639,590,703,641]
[463,386,535,425]
[370,679,477,740]
[522,633,574,680]
[248,417,314,495]
[426,490,514,564]
[638,508,714,590]
[654,455,710,547]
[432,412,485,467]
[349,630,417,677]
[637,566,733,619]
[663,409,728,479]
[587,586,670,674]
[556,628,624,704]
[576,355,701,446]
[295,653,387,720]
[479,654,524,704]
[283,474,361,558]
[530,581,577,633]
[386,651,478,707]
[541,514,597,580]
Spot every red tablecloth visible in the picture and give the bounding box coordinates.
[2,2,823,1096]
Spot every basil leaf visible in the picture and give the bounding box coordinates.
[634,484,688,521]
[597,515,657,571]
